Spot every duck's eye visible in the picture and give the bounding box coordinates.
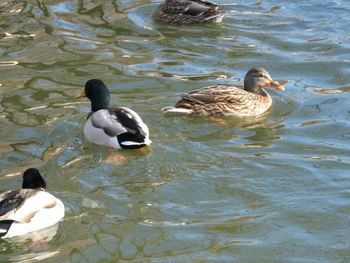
[259,74,265,78]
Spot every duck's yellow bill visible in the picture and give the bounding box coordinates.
[272,85,285,90]
[76,92,86,98]
[268,80,285,90]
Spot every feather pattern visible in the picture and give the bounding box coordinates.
[153,0,224,24]
[0,190,24,217]
[90,109,128,137]
[174,84,272,116]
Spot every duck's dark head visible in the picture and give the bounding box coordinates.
[243,67,285,96]
[76,79,111,112]
[22,168,46,189]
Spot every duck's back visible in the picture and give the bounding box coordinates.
[0,189,39,220]
[175,84,272,116]
[0,190,64,238]
[84,107,151,149]
[153,0,223,24]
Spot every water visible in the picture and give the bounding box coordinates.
[0,0,349,262]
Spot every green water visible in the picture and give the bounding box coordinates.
[0,0,350,262]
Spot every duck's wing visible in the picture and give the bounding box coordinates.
[89,108,150,148]
[89,109,128,137]
[90,108,148,138]
[0,190,24,218]
[179,84,251,105]
[176,84,271,116]
[183,0,218,16]
[116,107,150,137]
[165,0,218,16]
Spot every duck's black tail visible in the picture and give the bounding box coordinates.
[0,220,14,238]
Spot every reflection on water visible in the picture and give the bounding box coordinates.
[0,0,350,262]
[312,85,350,95]
[1,225,60,262]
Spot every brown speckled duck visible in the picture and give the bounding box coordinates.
[162,67,285,116]
[152,0,225,25]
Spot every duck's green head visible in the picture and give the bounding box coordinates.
[22,168,46,189]
[77,79,110,112]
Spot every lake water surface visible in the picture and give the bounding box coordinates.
[0,0,350,262]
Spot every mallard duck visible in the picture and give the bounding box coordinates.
[0,168,64,238]
[152,0,225,25]
[76,79,151,150]
[162,67,285,116]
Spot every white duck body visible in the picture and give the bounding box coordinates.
[83,107,151,149]
[0,189,64,238]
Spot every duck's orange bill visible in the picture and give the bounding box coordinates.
[268,80,285,90]
[76,92,86,98]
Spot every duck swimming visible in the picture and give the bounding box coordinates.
[162,67,285,116]
[76,79,151,150]
[0,168,64,238]
[152,0,225,25]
